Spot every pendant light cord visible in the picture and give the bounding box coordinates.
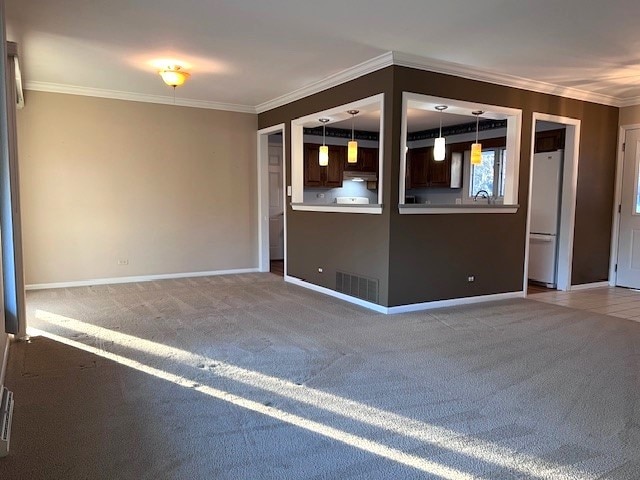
[475,115,479,143]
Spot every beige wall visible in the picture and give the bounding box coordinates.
[620,105,640,126]
[17,91,258,285]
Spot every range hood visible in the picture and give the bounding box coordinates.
[343,171,377,182]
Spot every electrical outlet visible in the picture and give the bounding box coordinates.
[318,267,323,273]
[118,259,129,265]
[467,275,475,282]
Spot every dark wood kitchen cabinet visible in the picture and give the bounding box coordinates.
[344,147,378,173]
[304,144,344,188]
[535,128,565,153]
[406,146,452,188]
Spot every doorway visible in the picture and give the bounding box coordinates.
[257,124,287,276]
[612,127,640,288]
[524,114,581,294]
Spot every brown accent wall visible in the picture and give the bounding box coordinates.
[389,67,618,305]
[259,66,619,307]
[259,67,394,305]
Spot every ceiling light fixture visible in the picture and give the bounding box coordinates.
[434,105,448,161]
[347,110,359,164]
[159,65,190,88]
[319,118,330,166]
[471,110,484,166]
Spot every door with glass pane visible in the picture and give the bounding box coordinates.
[616,129,640,288]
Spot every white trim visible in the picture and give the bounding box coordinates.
[391,52,621,108]
[619,97,640,108]
[285,276,388,313]
[523,114,581,294]
[25,268,260,290]
[257,124,287,274]
[0,334,10,389]
[399,92,522,207]
[569,281,611,291]
[610,125,640,286]
[291,204,383,214]
[25,81,256,114]
[386,291,525,314]
[398,206,518,215]
[25,52,640,115]
[286,275,525,314]
[256,52,394,113]
[290,93,385,210]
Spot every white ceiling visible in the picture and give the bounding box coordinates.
[6,0,640,111]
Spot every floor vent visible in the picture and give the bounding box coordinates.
[0,387,14,457]
[336,271,379,303]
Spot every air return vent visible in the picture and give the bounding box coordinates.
[336,271,379,303]
[0,387,14,457]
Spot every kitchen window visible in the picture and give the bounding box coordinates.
[469,148,507,200]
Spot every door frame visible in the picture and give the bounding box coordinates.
[610,123,640,286]
[523,113,581,293]
[257,124,287,273]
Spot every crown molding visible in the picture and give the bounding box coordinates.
[391,52,621,107]
[24,81,257,114]
[254,52,394,114]
[619,96,640,108]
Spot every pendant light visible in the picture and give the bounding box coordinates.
[471,110,484,166]
[318,118,330,166]
[434,105,448,161]
[347,110,359,164]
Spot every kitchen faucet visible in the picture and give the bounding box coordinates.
[473,189,491,203]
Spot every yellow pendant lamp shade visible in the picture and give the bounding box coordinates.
[471,110,484,166]
[319,118,330,166]
[347,110,359,164]
[347,141,358,163]
[470,143,482,165]
[433,105,448,161]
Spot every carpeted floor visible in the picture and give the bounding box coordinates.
[1,273,640,479]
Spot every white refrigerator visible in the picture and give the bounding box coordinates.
[529,151,563,287]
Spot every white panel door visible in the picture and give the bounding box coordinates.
[617,129,640,288]
[268,144,284,260]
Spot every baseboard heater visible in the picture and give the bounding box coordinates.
[0,387,14,457]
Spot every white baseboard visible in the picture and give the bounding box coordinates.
[569,281,610,291]
[0,334,10,389]
[285,275,525,314]
[25,268,261,290]
[386,291,525,314]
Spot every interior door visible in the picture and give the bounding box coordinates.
[616,129,640,288]
[268,144,284,260]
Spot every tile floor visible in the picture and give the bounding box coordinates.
[530,285,640,322]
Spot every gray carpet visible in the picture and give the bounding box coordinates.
[1,273,640,479]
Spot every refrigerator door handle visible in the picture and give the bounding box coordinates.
[530,233,554,242]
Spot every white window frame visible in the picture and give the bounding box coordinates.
[290,94,384,214]
[399,92,522,214]
[463,146,508,204]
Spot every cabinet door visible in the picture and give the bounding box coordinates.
[407,147,429,188]
[427,146,451,187]
[304,144,323,187]
[325,145,344,187]
[359,147,378,172]
[535,129,565,153]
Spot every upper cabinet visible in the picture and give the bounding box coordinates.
[304,143,344,188]
[344,147,378,173]
[406,146,452,188]
[535,128,565,153]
